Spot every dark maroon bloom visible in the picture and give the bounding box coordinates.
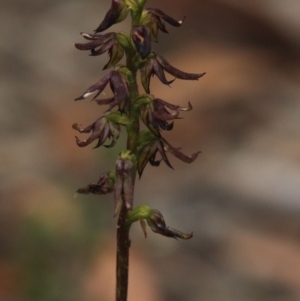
[140,53,205,93]
[141,8,185,41]
[72,116,120,149]
[136,130,201,176]
[75,32,115,52]
[75,32,124,69]
[94,0,129,33]
[132,26,152,59]
[137,132,172,177]
[76,171,115,195]
[75,71,129,111]
[141,98,192,133]
[147,209,193,239]
[146,8,185,28]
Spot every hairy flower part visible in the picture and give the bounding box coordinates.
[140,53,205,93]
[114,154,135,216]
[76,171,115,195]
[75,32,124,69]
[141,8,185,41]
[72,117,120,148]
[147,209,193,239]
[94,0,129,33]
[132,26,152,59]
[75,71,129,111]
[141,98,193,133]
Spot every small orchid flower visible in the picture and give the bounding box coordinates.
[141,98,192,133]
[94,0,129,33]
[75,32,125,69]
[141,8,185,41]
[147,209,193,239]
[126,205,193,240]
[75,70,130,111]
[76,171,116,195]
[136,130,201,176]
[140,53,206,93]
[72,116,120,149]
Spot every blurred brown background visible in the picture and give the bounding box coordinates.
[1,0,300,301]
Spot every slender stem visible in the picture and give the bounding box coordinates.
[116,204,130,301]
[116,66,140,301]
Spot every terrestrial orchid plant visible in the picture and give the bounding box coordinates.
[73,0,205,300]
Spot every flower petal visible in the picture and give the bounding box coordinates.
[146,8,185,27]
[75,32,115,50]
[140,58,154,93]
[75,71,114,100]
[164,140,201,163]
[157,142,173,169]
[147,209,193,239]
[153,59,175,86]
[94,0,129,33]
[132,26,152,59]
[157,55,206,80]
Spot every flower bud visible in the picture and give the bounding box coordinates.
[114,150,137,216]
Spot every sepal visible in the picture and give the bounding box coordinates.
[140,53,205,93]
[95,0,129,33]
[140,8,185,41]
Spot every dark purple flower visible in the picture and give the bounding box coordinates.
[76,171,115,195]
[72,116,120,149]
[75,32,124,69]
[141,98,192,133]
[136,130,201,176]
[141,8,185,41]
[75,71,129,111]
[137,133,172,177]
[147,209,193,239]
[94,0,129,33]
[140,53,206,93]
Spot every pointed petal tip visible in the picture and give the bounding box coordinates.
[182,231,193,240]
[178,16,186,25]
[74,96,84,101]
